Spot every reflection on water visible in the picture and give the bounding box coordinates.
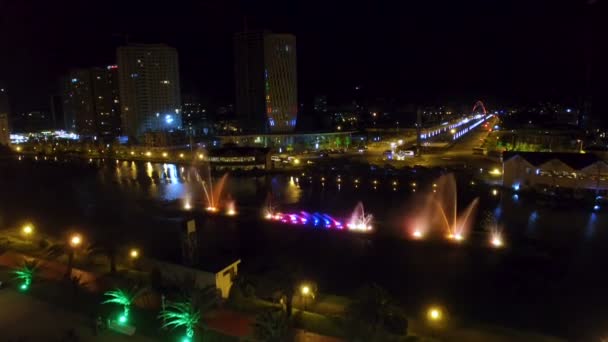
[585,213,597,239]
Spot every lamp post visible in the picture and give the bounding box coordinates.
[21,224,34,241]
[65,233,83,278]
[300,284,314,311]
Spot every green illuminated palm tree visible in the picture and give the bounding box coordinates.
[13,260,39,291]
[103,287,146,321]
[159,299,201,340]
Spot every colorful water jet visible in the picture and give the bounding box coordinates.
[264,203,373,233]
[225,200,237,216]
[201,171,228,214]
[413,174,479,241]
[346,202,373,232]
[489,224,504,248]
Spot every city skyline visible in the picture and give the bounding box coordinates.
[1,0,605,118]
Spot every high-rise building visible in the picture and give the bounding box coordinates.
[63,70,95,134]
[0,113,8,146]
[313,95,328,115]
[62,65,121,137]
[117,44,182,138]
[91,65,121,136]
[50,95,64,130]
[182,94,210,136]
[0,83,10,145]
[234,31,297,133]
[14,110,53,132]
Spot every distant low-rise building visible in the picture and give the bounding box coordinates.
[217,131,354,153]
[502,152,608,192]
[207,146,271,171]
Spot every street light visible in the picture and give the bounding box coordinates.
[70,234,82,247]
[300,284,315,310]
[22,224,34,237]
[301,285,310,296]
[427,306,443,322]
[129,248,140,260]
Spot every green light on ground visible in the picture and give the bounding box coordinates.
[119,315,127,324]
[20,283,29,291]
[181,337,192,342]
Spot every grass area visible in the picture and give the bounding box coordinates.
[0,264,236,342]
[292,309,345,338]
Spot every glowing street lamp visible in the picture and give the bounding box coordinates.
[22,224,34,237]
[300,284,315,310]
[129,248,140,260]
[162,152,168,158]
[70,234,82,248]
[427,306,443,322]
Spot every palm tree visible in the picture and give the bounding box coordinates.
[159,285,217,341]
[13,260,39,290]
[103,287,146,322]
[87,239,118,274]
[67,274,88,298]
[254,309,289,342]
[346,283,393,338]
[46,243,75,278]
[158,299,201,341]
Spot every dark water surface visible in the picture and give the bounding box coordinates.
[1,157,607,340]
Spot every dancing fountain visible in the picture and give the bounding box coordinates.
[346,202,373,232]
[225,200,237,216]
[411,174,479,242]
[202,173,228,213]
[489,224,504,248]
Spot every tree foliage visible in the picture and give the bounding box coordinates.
[103,287,146,317]
[346,283,408,340]
[254,309,289,342]
[159,299,201,339]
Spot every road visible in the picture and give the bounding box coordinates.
[332,116,500,170]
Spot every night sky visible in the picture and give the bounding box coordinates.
[0,0,605,113]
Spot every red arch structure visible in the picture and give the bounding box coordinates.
[472,100,487,115]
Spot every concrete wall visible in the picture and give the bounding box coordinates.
[141,258,241,299]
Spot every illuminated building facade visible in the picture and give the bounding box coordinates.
[503,152,608,192]
[91,66,121,136]
[63,69,95,134]
[62,66,121,137]
[234,31,297,133]
[117,44,182,138]
[207,146,271,171]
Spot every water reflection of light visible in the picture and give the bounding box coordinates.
[494,205,502,220]
[130,161,137,179]
[512,194,519,202]
[146,162,153,178]
[526,210,539,236]
[585,213,597,239]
